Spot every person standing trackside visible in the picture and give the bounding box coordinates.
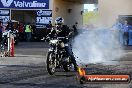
[18,23,24,41]
[0,21,5,56]
[72,22,78,37]
[46,21,52,29]
[112,19,123,45]
[25,23,32,42]
[123,20,129,46]
[6,20,14,31]
[0,21,3,42]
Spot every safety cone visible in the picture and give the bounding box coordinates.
[10,38,14,57]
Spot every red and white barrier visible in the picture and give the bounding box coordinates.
[10,34,14,57]
[7,32,15,57]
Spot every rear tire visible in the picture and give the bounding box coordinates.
[80,77,86,84]
[63,63,70,72]
[63,57,71,72]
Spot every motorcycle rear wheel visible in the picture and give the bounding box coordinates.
[63,63,70,72]
[63,57,71,72]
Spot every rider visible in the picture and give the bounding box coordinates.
[51,17,78,71]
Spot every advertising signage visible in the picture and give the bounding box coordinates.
[0,0,49,9]
[0,9,10,24]
[36,10,52,28]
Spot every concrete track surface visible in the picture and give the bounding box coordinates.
[0,42,132,88]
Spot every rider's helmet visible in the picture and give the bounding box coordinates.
[55,17,64,25]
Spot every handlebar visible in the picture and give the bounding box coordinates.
[57,37,65,39]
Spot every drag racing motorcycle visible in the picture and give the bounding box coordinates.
[2,30,19,46]
[46,35,73,75]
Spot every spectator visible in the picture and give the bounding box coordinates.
[0,21,3,43]
[72,22,78,36]
[46,21,52,36]
[31,24,36,41]
[18,23,24,41]
[0,21,5,56]
[25,23,32,42]
[46,21,52,29]
[6,20,14,31]
[112,20,123,29]
[123,20,129,46]
[112,19,123,45]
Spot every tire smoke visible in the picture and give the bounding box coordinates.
[72,28,124,65]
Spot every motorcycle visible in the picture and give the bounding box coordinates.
[46,36,73,75]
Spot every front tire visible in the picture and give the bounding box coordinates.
[47,52,56,75]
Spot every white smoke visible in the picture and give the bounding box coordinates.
[72,28,124,65]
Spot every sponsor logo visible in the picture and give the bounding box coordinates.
[1,0,13,7]
[0,10,10,15]
[37,10,52,16]
[1,0,47,8]
[14,1,46,8]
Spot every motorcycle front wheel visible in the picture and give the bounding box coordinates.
[47,52,56,75]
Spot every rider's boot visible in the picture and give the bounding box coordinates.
[73,61,78,71]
